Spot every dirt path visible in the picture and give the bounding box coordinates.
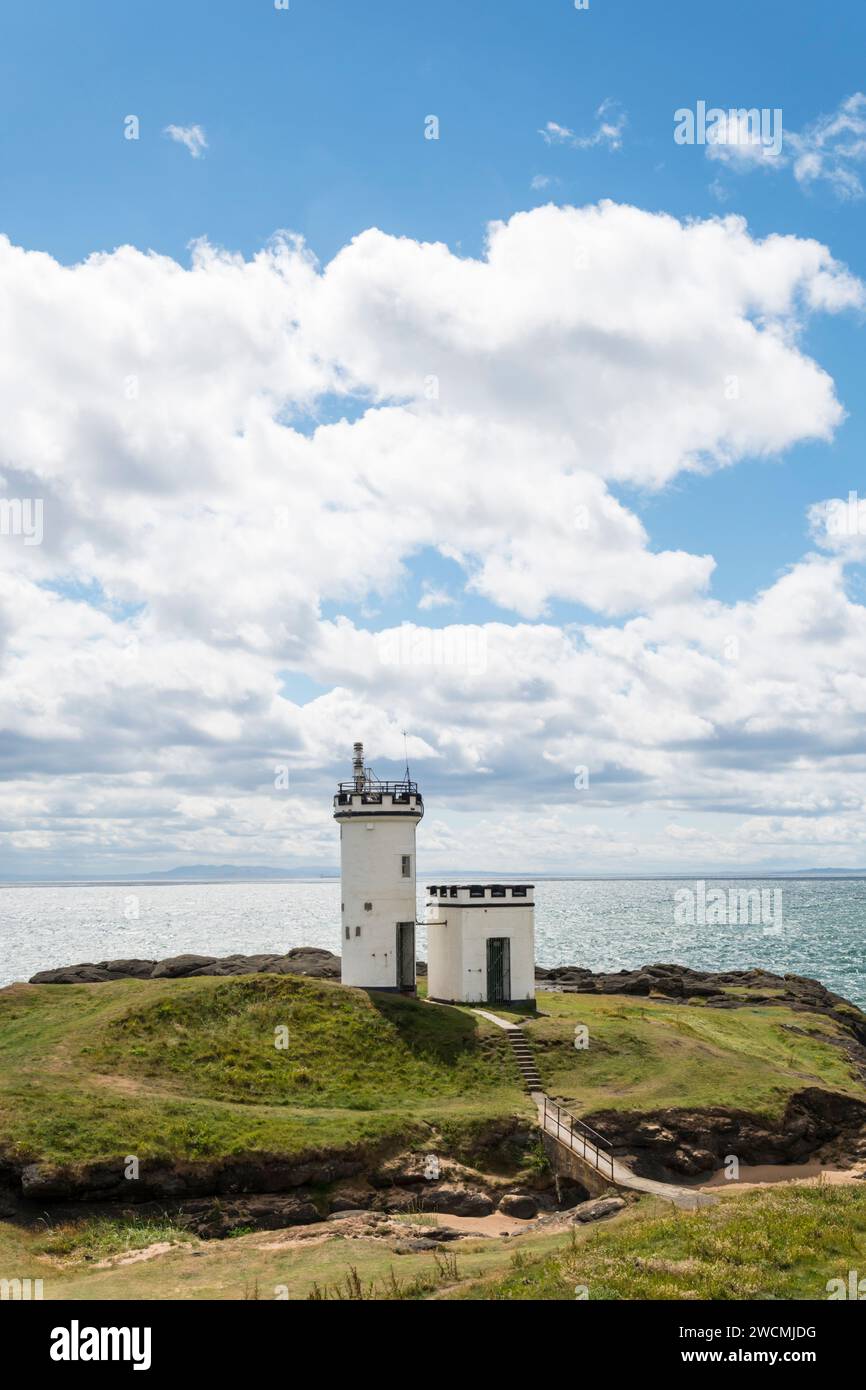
[95,1240,183,1268]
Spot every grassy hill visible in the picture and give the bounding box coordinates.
[3,975,866,1301]
[523,992,866,1119]
[0,975,864,1173]
[0,976,526,1167]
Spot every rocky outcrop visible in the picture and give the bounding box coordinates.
[585,1087,866,1181]
[151,954,218,978]
[19,1149,367,1202]
[418,1185,495,1217]
[29,946,341,985]
[4,1142,586,1236]
[535,961,866,1045]
[174,1195,322,1237]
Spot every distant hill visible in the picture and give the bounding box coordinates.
[136,865,338,881]
[791,868,866,876]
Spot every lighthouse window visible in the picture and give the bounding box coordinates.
[401,855,411,878]
[469,886,485,899]
[512,886,527,897]
[355,925,361,936]
[345,927,350,940]
[364,901,372,911]
[491,886,506,898]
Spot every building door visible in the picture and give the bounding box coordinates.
[486,938,511,1003]
[396,922,415,991]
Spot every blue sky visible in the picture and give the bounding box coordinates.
[2,0,864,608]
[2,1,866,874]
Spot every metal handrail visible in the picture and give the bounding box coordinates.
[335,780,421,796]
[542,1096,615,1181]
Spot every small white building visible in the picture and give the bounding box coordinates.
[333,742,422,992]
[425,884,536,1006]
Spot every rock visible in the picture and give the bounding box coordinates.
[571,1196,627,1223]
[376,1190,418,1214]
[98,959,158,978]
[634,1122,677,1144]
[191,954,279,976]
[392,1239,441,1253]
[497,1192,538,1219]
[670,1147,717,1175]
[420,1185,494,1217]
[29,946,342,985]
[18,1150,366,1201]
[151,954,217,978]
[329,1188,374,1212]
[29,964,118,984]
[175,1195,321,1237]
[266,951,341,979]
[369,1153,445,1188]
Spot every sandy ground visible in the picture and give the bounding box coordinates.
[252,1210,531,1250]
[698,1160,863,1191]
[426,1211,529,1236]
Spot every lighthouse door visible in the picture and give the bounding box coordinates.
[486,938,511,1003]
[396,922,415,992]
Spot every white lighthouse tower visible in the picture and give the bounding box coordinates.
[333,742,423,992]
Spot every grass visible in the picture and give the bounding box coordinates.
[33,1214,195,1261]
[1,975,863,1174]
[5,1184,865,1301]
[3,974,865,1301]
[84,974,506,1107]
[0,1205,569,1301]
[525,992,866,1120]
[449,1185,866,1300]
[0,976,527,1166]
[308,1247,462,1300]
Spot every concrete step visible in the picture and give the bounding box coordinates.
[503,1028,542,1091]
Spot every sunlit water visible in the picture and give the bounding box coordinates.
[1,877,864,1006]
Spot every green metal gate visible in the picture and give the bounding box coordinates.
[486,937,511,1003]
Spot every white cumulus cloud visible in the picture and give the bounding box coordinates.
[164,123,208,158]
[0,203,863,871]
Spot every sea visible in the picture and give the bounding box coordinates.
[1,876,865,1006]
